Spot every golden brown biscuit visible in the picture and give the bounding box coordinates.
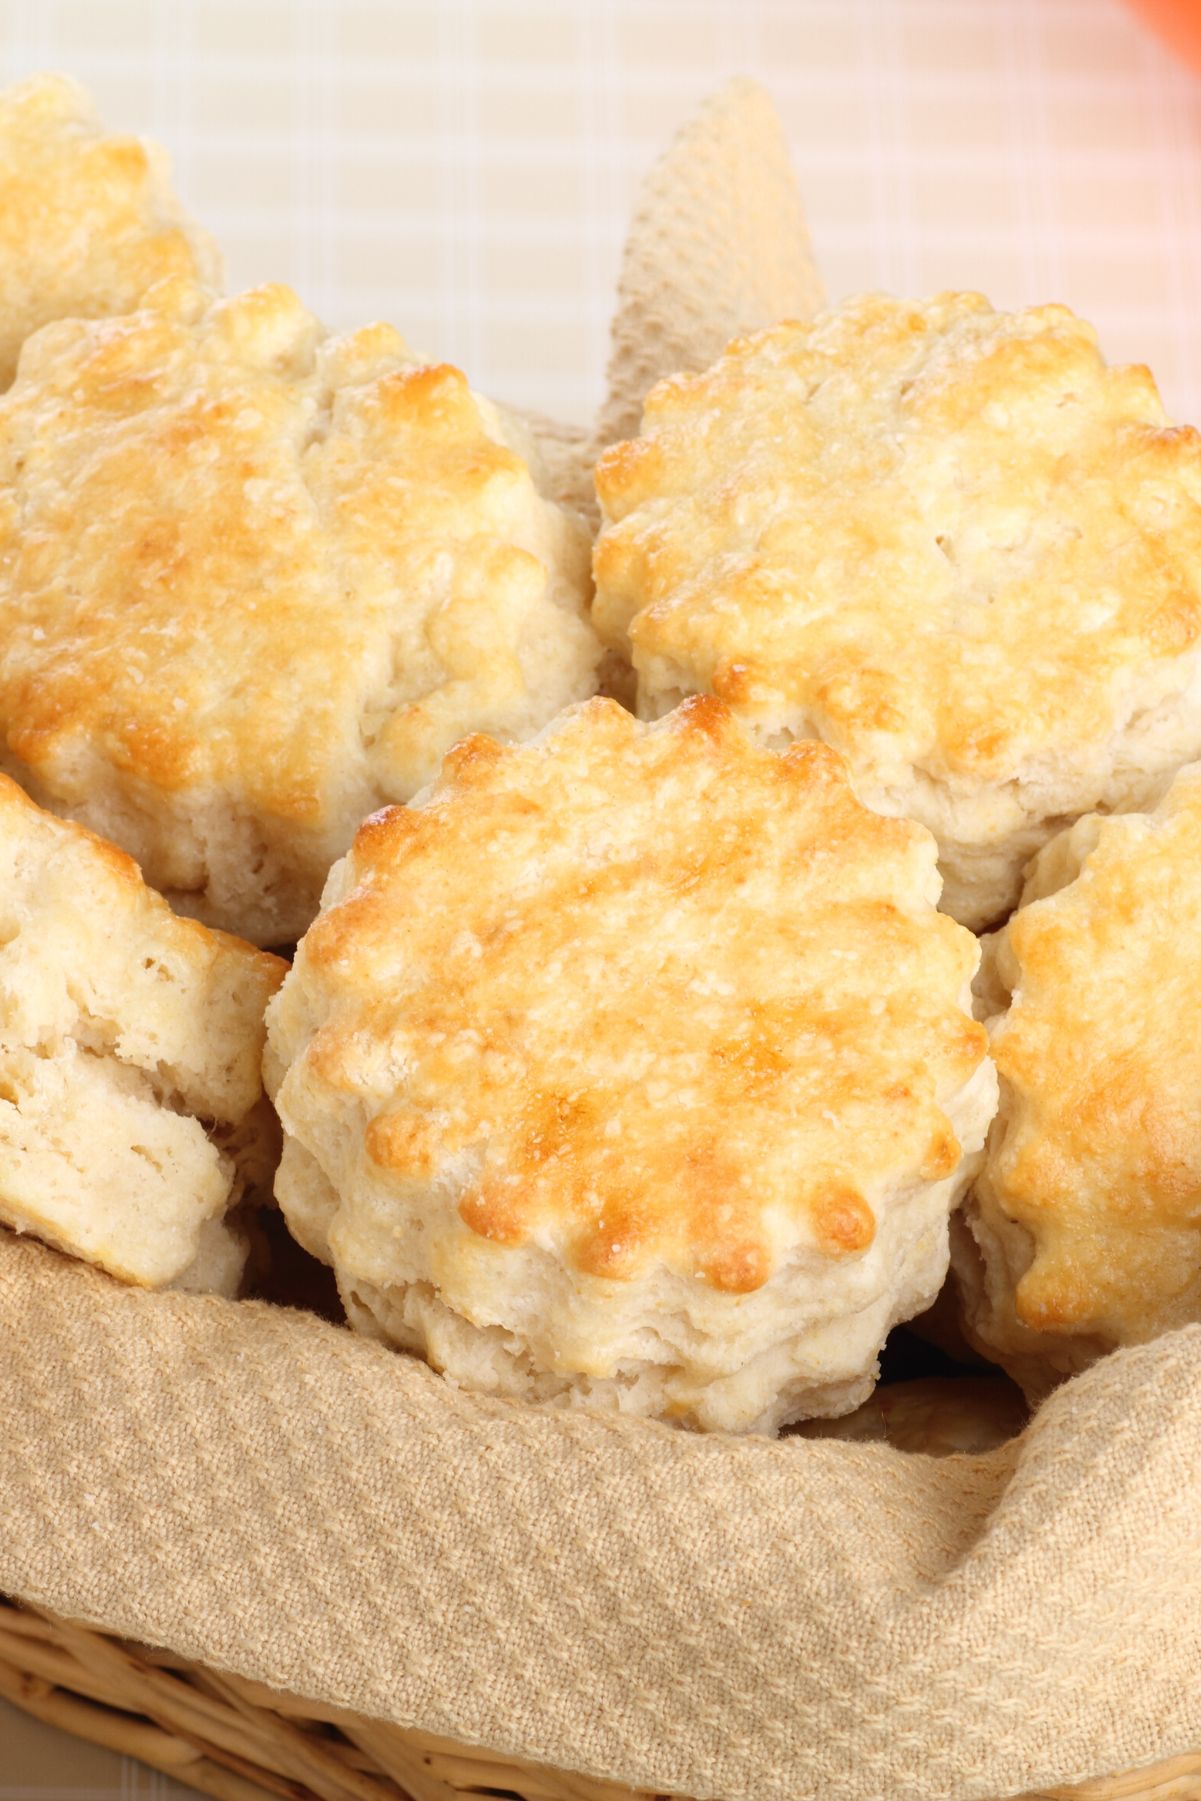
[0,775,284,1292]
[593,293,1201,930]
[956,765,1201,1394]
[0,73,220,388]
[0,279,600,945]
[265,697,996,1434]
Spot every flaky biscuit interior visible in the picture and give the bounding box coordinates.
[0,774,284,1290]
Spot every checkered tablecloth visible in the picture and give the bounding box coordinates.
[3,0,1200,428]
[2,0,1199,1792]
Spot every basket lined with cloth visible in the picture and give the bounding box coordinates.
[2,79,1201,1801]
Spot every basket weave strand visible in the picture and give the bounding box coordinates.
[0,1598,660,1801]
[2,1599,1200,1801]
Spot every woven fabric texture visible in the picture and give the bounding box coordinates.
[2,1234,1200,1801]
[2,81,1200,1801]
[595,76,824,449]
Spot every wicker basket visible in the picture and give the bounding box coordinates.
[1,1598,1199,1801]
[0,1598,1198,1801]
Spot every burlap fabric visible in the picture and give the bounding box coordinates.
[2,80,1199,1801]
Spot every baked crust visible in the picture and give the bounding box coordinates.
[958,765,1201,1391]
[266,697,995,1432]
[0,280,600,943]
[0,73,221,388]
[594,293,1201,928]
[0,774,284,1290]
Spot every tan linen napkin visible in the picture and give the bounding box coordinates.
[2,81,1200,1801]
[523,76,824,518]
[2,1233,1200,1801]
[595,74,824,451]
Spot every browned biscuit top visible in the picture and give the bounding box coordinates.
[0,278,597,938]
[980,765,1201,1346]
[594,292,1201,785]
[0,73,220,388]
[288,697,986,1290]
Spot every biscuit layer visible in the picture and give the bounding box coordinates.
[0,281,600,943]
[594,293,1201,928]
[0,73,220,387]
[959,765,1201,1391]
[267,698,995,1432]
[0,775,284,1290]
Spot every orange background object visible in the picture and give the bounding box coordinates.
[1127,0,1201,72]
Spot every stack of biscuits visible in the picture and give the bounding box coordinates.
[4,72,1200,1441]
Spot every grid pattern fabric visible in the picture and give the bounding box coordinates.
[0,0,1199,426]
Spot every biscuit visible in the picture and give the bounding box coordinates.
[955,765,1201,1394]
[593,293,1201,930]
[0,73,220,388]
[0,775,285,1291]
[265,697,996,1434]
[0,279,601,945]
